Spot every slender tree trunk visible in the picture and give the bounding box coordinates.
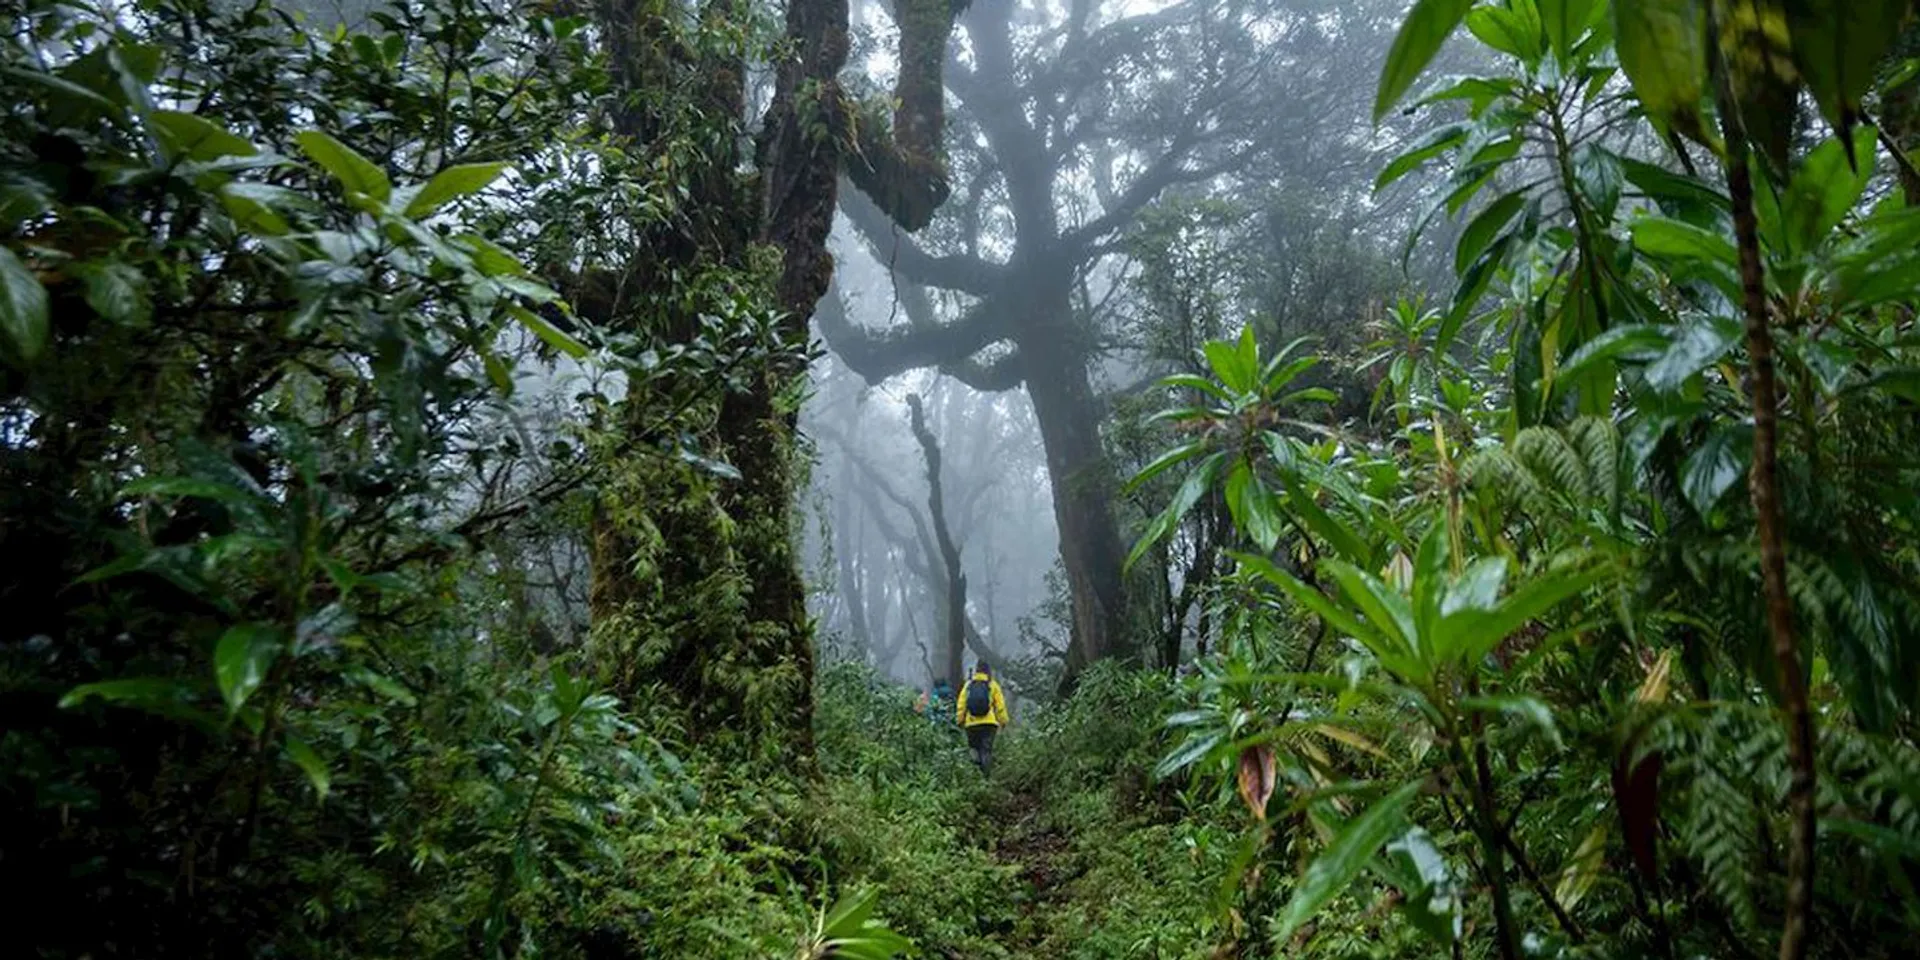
[1720,93,1815,960]
[908,393,968,686]
[836,486,873,651]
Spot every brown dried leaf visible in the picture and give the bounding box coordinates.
[1237,744,1277,820]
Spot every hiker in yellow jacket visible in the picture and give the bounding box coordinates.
[955,661,1009,775]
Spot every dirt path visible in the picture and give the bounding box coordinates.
[989,788,1074,955]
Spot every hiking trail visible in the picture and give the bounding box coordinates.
[986,785,1074,956]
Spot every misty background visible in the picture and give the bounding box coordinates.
[794,0,1465,694]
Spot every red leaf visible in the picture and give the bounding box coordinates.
[1611,733,1663,882]
[1237,744,1276,820]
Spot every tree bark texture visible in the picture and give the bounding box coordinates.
[1020,294,1131,685]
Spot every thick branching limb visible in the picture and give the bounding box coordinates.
[841,186,1007,294]
[814,282,1018,384]
[837,0,965,230]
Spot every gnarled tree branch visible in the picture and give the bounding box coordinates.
[814,282,1017,384]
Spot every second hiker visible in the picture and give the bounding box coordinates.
[955,660,1009,775]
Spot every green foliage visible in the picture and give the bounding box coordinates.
[0,0,816,956]
[1117,2,1920,955]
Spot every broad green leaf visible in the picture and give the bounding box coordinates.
[1447,564,1601,666]
[457,233,530,277]
[1127,452,1221,572]
[1375,0,1477,121]
[0,245,50,363]
[508,304,588,358]
[284,734,331,802]
[1540,0,1602,61]
[1455,190,1527,274]
[1279,387,1338,406]
[404,162,509,218]
[349,668,418,707]
[58,676,216,729]
[1465,134,1524,171]
[1260,343,1319,392]
[1410,523,1450,640]
[1203,327,1259,394]
[1460,693,1563,748]
[1236,553,1380,658]
[60,677,191,709]
[1441,556,1510,618]
[1274,780,1425,942]
[1156,729,1226,779]
[0,172,53,229]
[1225,460,1285,553]
[1554,823,1609,911]
[1573,143,1624,217]
[1125,440,1210,494]
[1377,124,1469,191]
[1619,156,1729,222]
[1784,0,1908,146]
[1416,75,1520,116]
[149,110,256,162]
[1450,229,1516,322]
[1613,0,1712,146]
[1443,163,1501,217]
[215,622,283,713]
[1465,6,1543,62]
[1645,314,1741,392]
[817,887,914,959]
[1680,423,1751,518]
[121,474,256,503]
[1559,323,1672,383]
[1284,482,1373,566]
[1322,559,1418,654]
[219,182,295,236]
[293,130,391,204]
[1383,826,1462,944]
[1631,218,1740,299]
[1781,126,1877,256]
[1158,372,1234,403]
[1630,217,1737,267]
[76,260,151,326]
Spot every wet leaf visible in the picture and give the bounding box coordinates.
[1376,0,1476,120]
[293,130,391,204]
[149,110,257,162]
[284,734,331,802]
[215,622,283,714]
[1612,0,1712,145]
[1274,779,1424,942]
[1680,422,1751,518]
[404,162,509,218]
[0,245,49,364]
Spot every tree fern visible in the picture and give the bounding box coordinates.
[1463,417,1630,541]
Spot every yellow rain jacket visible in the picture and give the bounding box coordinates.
[955,672,1009,728]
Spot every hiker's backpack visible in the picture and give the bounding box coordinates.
[965,678,991,718]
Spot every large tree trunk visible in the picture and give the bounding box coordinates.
[1019,291,1129,688]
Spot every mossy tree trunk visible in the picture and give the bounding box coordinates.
[584,0,962,756]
